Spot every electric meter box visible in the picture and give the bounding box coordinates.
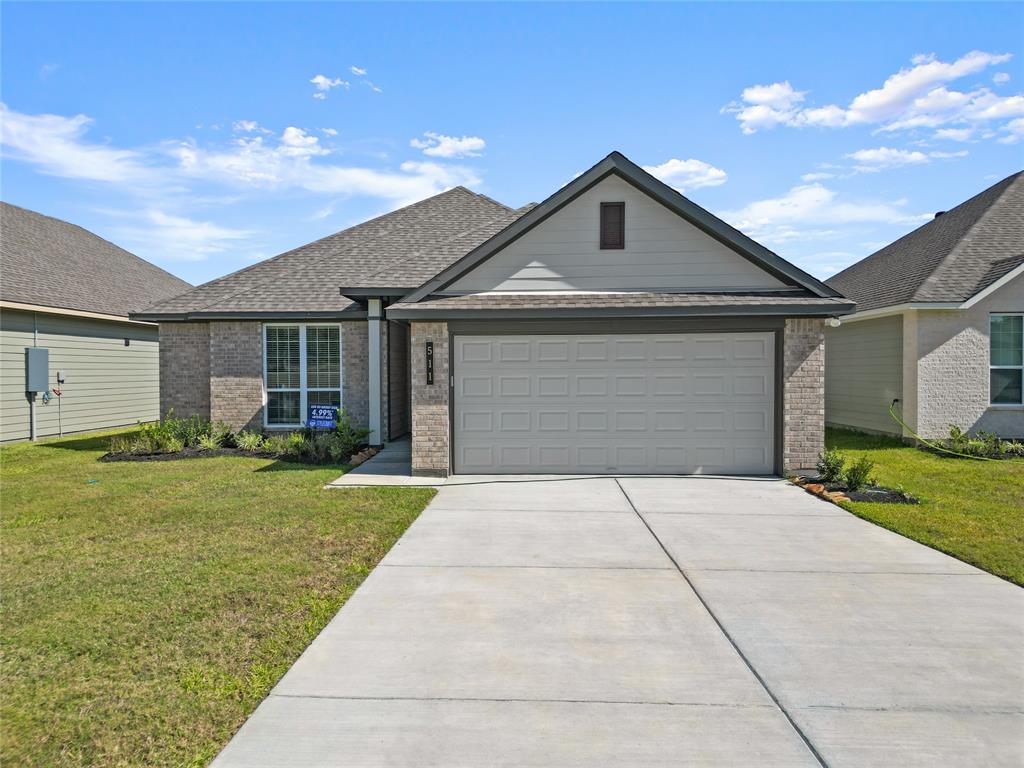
[25,347,49,392]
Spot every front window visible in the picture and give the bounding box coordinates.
[264,324,342,426]
[990,313,1023,405]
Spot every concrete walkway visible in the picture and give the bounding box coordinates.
[214,477,1024,767]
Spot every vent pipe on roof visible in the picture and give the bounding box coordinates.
[934,211,946,218]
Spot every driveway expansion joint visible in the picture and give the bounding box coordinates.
[268,693,778,709]
[614,479,831,768]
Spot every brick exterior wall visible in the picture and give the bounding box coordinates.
[342,322,369,430]
[159,322,210,420]
[411,321,449,476]
[209,321,263,432]
[913,277,1024,439]
[388,321,410,439]
[783,318,826,472]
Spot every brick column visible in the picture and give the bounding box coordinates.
[783,318,826,472]
[209,321,263,432]
[411,321,449,476]
[159,322,210,420]
[342,322,369,429]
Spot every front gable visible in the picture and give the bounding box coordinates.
[448,174,788,294]
[405,152,843,304]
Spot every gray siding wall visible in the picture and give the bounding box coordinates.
[449,175,788,294]
[1,308,160,441]
[825,315,904,435]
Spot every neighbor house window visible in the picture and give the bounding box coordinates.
[264,324,342,426]
[990,313,1023,405]
[600,202,625,249]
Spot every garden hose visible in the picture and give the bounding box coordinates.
[888,399,995,461]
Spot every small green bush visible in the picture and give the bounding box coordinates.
[816,449,846,483]
[197,433,223,451]
[235,431,266,452]
[844,456,875,492]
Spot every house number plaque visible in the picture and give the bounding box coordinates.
[425,341,434,385]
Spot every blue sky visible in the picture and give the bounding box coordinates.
[2,2,1022,287]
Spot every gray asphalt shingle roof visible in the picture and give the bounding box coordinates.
[1,202,192,317]
[138,187,516,318]
[827,171,1024,312]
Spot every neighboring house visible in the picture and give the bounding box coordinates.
[135,152,854,475]
[1,203,192,441]
[825,171,1024,439]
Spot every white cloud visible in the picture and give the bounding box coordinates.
[0,103,152,184]
[350,65,367,76]
[116,209,255,262]
[724,51,1021,139]
[846,147,930,170]
[410,132,486,158]
[720,183,928,245]
[279,126,329,157]
[310,74,349,99]
[364,81,383,94]
[845,146,968,172]
[232,120,271,134]
[994,72,1011,85]
[800,172,835,182]
[641,158,728,191]
[998,117,1024,144]
[320,127,338,137]
[934,127,974,141]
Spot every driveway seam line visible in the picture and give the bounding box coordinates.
[687,568,984,576]
[614,479,830,768]
[381,564,674,570]
[268,693,777,709]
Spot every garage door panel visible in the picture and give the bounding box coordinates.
[453,334,774,475]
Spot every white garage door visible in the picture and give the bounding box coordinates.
[453,333,775,475]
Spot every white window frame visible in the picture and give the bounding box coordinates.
[989,312,1023,407]
[262,323,343,428]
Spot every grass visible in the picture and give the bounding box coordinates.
[826,427,1024,586]
[1,429,435,767]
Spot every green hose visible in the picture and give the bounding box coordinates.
[888,399,995,461]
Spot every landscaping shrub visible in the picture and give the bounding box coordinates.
[935,424,1020,459]
[844,456,875,492]
[235,431,266,452]
[106,407,370,465]
[816,448,846,483]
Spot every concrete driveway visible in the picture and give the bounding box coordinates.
[213,477,1024,767]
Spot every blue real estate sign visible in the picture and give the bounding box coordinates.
[307,404,338,429]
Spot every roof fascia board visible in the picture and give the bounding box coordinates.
[339,287,416,298]
[960,262,1024,309]
[403,151,844,304]
[1,300,155,326]
[131,310,368,322]
[838,302,962,323]
[386,302,855,321]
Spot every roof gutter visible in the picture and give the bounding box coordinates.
[131,309,369,322]
[386,302,856,321]
[2,300,156,326]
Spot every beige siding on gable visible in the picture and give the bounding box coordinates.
[449,175,788,293]
[1,308,160,441]
[825,315,903,435]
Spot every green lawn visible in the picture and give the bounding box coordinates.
[0,430,435,767]
[826,427,1024,586]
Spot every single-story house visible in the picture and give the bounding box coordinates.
[1,203,192,441]
[135,152,855,476]
[825,171,1023,440]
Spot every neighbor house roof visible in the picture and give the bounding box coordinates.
[1,202,192,318]
[827,171,1024,312]
[135,187,519,320]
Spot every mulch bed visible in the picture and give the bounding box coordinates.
[101,448,285,463]
[791,476,919,505]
